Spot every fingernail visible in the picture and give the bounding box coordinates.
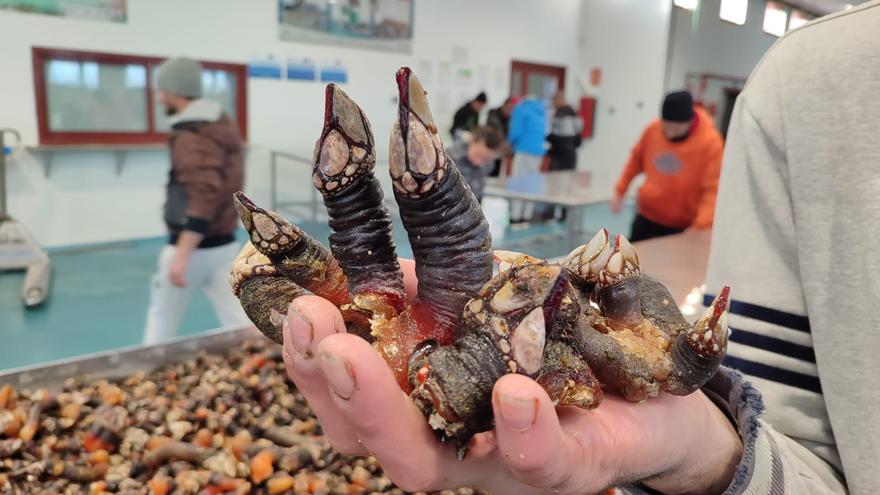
[319,352,356,400]
[287,306,314,357]
[498,394,538,432]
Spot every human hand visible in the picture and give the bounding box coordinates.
[281,259,742,494]
[168,251,190,287]
[610,192,624,214]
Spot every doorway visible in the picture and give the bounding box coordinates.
[510,60,566,101]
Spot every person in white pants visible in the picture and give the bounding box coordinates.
[509,152,544,222]
[144,57,250,344]
[144,242,248,345]
[506,97,547,224]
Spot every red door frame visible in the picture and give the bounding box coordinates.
[509,60,567,98]
[508,61,566,172]
[32,47,248,145]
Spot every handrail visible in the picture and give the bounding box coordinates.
[268,149,397,221]
[269,149,318,219]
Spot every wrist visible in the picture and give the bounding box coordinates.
[641,392,742,494]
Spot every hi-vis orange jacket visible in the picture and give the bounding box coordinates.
[614,107,724,229]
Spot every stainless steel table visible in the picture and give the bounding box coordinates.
[484,170,612,249]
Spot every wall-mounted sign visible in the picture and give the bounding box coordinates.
[320,61,348,84]
[286,58,317,81]
[248,56,283,79]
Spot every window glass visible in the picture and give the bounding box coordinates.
[153,68,239,132]
[45,59,148,132]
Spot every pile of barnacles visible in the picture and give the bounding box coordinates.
[231,67,732,458]
[0,340,486,494]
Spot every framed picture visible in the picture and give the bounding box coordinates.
[278,0,413,53]
[0,0,127,23]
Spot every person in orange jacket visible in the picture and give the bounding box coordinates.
[611,91,723,242]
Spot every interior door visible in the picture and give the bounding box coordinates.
[510,60,566,102]
[509,61,566,172]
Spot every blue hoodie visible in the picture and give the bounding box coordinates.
[507,99,547,156]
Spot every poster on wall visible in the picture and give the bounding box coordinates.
[0,0,127,23]
[278,0,413,53]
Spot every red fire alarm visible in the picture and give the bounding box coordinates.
[590,67,602,87]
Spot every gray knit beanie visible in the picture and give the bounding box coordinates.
[156,57,203,98]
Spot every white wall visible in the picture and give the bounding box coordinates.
[1,0,583,247]
[576,0,672,194]
[666,0,778,92]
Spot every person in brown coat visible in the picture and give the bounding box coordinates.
[144,57,249,344]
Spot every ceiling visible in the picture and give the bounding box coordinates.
[784,0,867,15]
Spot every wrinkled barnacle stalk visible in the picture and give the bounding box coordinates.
[569,232,731,401]
[408,263,595,458]
[19,394,58,442]
[234,192,349,308]
[390,67,493,338]
[230,242,306,344]
[314,84,405,321]
[82,406,127,453]
[665,286,731,395]
[143,440,213,467]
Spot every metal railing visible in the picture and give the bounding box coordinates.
[269,149,322,222]
[269,149,399,221]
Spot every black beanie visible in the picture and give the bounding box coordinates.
[662,91,694,122]
[475,92,487,103]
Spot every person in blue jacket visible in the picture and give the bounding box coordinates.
[507,97,547,224]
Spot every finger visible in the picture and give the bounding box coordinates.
[281,295,368,455]
[316,333,475,492]
[492,374,608,493]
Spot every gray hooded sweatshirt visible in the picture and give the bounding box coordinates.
[618,2,878,493]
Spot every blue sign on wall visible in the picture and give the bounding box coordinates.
[320,62,348,84]
[248,56,283,79]
[287,58,317,81]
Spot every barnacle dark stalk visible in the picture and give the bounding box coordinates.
[568,234,731,401]
[390,67,493,338]
[408,263,575,457]
[314,84,405,320]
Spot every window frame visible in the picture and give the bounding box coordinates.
[32,47,248,145]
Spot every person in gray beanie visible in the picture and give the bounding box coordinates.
[144,57,249,344]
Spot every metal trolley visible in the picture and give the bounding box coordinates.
[0,128,51,307]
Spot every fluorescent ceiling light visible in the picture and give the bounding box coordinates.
[720,0,748,25]
[763,1,788,36]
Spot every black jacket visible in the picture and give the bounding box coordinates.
[547,105,583,171]
[450,103,479,137]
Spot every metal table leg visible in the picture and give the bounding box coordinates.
[566,205,585,250]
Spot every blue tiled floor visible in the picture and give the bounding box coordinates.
[0,203,634,371]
